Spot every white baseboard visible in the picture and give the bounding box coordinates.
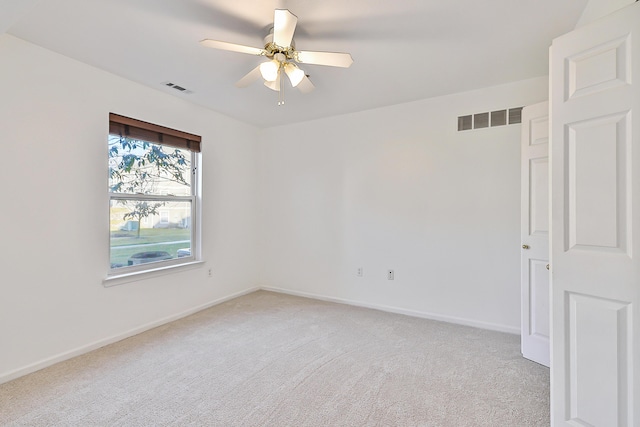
[260,286,520,335]
[0,287,259,385]
[2,284,518,385]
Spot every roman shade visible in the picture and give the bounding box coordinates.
[109,113,201,152]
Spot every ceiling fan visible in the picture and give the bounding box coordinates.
[200,9,353,105]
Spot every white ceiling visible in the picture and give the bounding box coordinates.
[5,0,587,128]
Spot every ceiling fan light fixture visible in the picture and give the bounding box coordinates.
[284,63,305,87]
[260,60,280,82]
[264,73,281,91]
[200,7,351,104]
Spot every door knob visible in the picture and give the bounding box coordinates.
[522,244,530,249]
[546,264,550,270]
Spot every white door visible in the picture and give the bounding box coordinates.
[550,3,640,426]
[521,101,550,367]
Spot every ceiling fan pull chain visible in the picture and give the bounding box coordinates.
[278,67,285,106]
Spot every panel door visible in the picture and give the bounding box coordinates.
[521,101,550,367]
[550,3,640,426]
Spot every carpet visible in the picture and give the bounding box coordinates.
[0,290,549,426]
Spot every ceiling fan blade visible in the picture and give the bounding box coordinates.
[199,39,265,56]
[191,0,264,35]
[297,75,315,94]
[235,65,262,88]
[273,9,298,47]
[296,51,353,68]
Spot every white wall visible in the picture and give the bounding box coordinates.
[0,30,553,383]
[258,77,549,333]
[0,34,260,382]
[577,0,635,26]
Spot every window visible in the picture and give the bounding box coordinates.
[108,113,201,275]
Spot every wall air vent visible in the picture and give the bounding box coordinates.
[508,107,523,124]
[162,82,193,94]
[458,106,523,131]
[458,115,472,131]
[474,112,489,129]
[491,110,507,126]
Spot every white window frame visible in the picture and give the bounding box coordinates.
[159,210,170,224]
[105,114,201,282]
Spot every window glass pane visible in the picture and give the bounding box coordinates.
[110,200,192,269]
[108,135,191,196]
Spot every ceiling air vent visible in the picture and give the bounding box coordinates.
[162,82,193,94]
[457,106,523,131]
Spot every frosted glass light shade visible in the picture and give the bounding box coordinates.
[260,60,280,82]
[264,73,281,91]
[284,63,305,87]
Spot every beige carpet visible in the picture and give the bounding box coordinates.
[0,290,549,426]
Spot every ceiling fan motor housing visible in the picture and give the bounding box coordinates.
[263,32,296,61]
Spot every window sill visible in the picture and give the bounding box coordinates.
[103,260,204,287]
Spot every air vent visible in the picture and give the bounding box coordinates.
[162,82,193,94]
[474,112,489,129]
[491,110,507,127]
[508,107,523,124]
[458,115,472,131]
[457,106,523,131]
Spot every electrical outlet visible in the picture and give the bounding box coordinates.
[357,267,363,277]
[387,269,394,280]
[208,268,212,277]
